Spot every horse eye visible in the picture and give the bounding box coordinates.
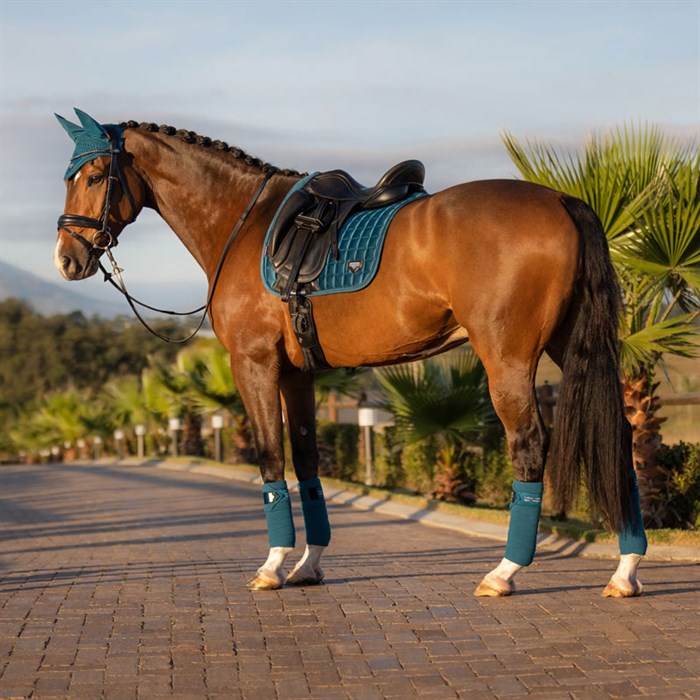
[88,174,104,186]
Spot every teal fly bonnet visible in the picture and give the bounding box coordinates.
[55,108,124,180]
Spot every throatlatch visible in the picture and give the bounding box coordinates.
[504,480,543,567]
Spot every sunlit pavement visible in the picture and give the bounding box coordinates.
[1,462,699,699]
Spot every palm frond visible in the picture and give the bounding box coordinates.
[620,315,700,373]
[374,351,493,446]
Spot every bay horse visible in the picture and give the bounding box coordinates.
[53,109,647,598]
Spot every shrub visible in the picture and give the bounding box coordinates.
[373,426,405,489]
[401,438,438,495]
[317,422,360,481]
[472,447,513,508]
[656,442,700,529]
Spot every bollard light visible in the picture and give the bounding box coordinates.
[114,429,125,459]
[212,414,225,462]
[135,424,146,459]
[168,418,181,458]
[93,435,103,460]
[358,406,379,486]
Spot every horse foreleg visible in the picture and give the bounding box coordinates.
[474,365,547,597]
[280,370,330,586]
[232,354,295,590]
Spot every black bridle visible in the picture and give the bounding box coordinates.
[57,143,277,343]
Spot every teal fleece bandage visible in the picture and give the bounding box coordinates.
[262,480,296,549]
[504,481,543,567]
[298,477,331,547]
[619,470,648,556]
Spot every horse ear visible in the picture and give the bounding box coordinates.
[74,108,106,137]
[55,113,83,142]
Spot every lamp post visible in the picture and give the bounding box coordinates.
[212,415,225,463]
[358,406,379,486]
[135,424,146,459]
[114,429,125,459]
[168,418,181,458]
[93,435,103,461]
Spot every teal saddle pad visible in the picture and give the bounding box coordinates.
[261,187,427,297]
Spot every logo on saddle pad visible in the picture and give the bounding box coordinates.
[348,260,363,274]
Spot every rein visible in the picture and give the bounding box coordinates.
[58,143,277,343]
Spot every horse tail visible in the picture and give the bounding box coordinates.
[547,194,632,533]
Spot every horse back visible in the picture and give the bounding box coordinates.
[299,179,580,368]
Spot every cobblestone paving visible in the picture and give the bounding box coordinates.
[1,462,699,699]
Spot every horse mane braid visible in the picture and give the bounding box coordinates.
[120,120,305,177]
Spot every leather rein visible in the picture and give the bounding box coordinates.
[57,143,276,343]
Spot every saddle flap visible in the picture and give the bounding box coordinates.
[268,188,315,265]
[273,226,334,286]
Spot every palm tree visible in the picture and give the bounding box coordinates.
[503,124,700,523]
[102,375,160,456]
[143,355,205,457]
[176,340,255,462]
[374,349,495,501]
[11,387,109,459]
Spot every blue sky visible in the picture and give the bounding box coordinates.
[1,0,698,308]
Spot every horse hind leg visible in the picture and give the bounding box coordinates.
[546,329,647,599]
[473,361,548,597]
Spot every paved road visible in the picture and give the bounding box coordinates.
[1,462,699,700]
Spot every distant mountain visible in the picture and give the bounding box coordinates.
[0,259,127,317]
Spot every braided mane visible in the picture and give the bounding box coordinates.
[120,121,305,177]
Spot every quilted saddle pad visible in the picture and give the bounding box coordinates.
[261,191,427,297]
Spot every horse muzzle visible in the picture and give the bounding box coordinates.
[54,229,101,281]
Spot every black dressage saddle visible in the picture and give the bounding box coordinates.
[267,160,426,300]
[265,159,426,372]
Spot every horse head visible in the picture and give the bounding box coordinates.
[54,108,145,280]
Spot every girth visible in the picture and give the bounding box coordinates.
[266,160,426,372]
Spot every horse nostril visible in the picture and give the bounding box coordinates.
[62,255,83,276]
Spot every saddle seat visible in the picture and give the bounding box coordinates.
[267,160,425,296]
[305,159,426,209]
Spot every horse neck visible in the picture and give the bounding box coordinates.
[125,128,293,277]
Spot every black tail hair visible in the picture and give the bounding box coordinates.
[547,195,633,532]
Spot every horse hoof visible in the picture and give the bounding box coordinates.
[245,572,282,590]
[285,568,324,587]
[474,575,514,597]
[602,579,643,598]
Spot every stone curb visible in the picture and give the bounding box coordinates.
[127,458,699,563]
